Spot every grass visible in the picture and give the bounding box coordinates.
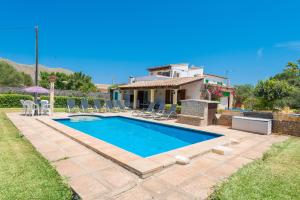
[0,108,73,200]
[210,137,300,200]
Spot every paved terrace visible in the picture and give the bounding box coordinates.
[7,112,288,200]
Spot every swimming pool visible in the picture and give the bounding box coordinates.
[55,116,222,157]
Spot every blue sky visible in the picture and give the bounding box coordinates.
[0,0,299,85]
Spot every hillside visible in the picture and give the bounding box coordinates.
[0,58,73,79]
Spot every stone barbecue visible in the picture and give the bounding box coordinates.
[177,99,219,126]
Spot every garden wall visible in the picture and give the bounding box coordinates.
[272,120,300,137]
[217,110,242,126]
[217,111,300,137]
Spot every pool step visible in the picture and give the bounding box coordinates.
[212,146,233,155]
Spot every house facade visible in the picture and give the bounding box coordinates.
[118,63,234,109]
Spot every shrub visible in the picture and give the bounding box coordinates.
[0,94,33,108]
[165,104,181,113]
[40,96,105,108]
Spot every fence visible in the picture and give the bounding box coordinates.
[0,86,110,99]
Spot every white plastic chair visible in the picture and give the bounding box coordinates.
[40,100,51,115]
[24,100,39,116]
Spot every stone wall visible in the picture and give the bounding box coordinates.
[217,111,242,126]
[217,111,300,137]
[181,100,205,117]
[177,115,205,126]
[217,114,233,126]
[178,99,219,126]
[272,120,300,136]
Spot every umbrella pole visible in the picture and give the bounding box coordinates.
[34,25,39,103]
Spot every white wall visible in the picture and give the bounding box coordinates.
[148,64,204,78]
[180,80,204,99]
[219,96,229,109]
[187,68,203,77]
[204,75,227,86]
[171,65,189,77]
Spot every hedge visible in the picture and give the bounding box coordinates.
[0,94,33,108]
[0,94,105,108]
[40,96,105,108]
[165,104,181,113]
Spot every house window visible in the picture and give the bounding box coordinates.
[157,71,170,77]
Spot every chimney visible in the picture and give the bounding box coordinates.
[129,76,135,84]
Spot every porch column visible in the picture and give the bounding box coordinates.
[229,92,234,109]
[49,81,55,115]
[173,89,178,105]
[150,89,155,103]
[133,89,138,109]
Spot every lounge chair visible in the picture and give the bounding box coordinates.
[81,99,92,113]
[141,103,165,118]
[24,100,39,116]
[105,100,118,112]
[67,99,77,113]
[154,104,177,120]
[112,100,121,111]
[147,103,166,117]
[132,103,155,117]
[156,103,165,114]
[93,99,103,112]
[117,100,130,111]
[40,100,51,115]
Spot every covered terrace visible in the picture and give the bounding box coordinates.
[118,77,204,109]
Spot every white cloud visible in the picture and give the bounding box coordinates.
[257,48,264,58]
[274,41,300,51]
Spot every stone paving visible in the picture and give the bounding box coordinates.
[6,112,288,200]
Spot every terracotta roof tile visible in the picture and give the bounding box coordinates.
[119,77,203,89]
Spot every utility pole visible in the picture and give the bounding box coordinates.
[225,70,230,86]
[34,25,39,101]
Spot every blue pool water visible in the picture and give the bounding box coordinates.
[55,116,222,157]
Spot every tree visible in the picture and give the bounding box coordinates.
[234,84,254,107]
[273,61,300,87]
[67,72,97,92]
[39,72,69,89]
[0,61,33,87]
[254,79,292,109]
[21,72,33,86]
[39,71,97,92]
[234,59,300,110]
[271,60,300,109]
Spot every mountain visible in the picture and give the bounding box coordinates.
[0,58,73,79]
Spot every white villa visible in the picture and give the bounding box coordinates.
[114,63,234,109]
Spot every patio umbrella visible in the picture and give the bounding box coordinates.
[23,86,49,94]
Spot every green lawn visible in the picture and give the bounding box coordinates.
[0,109,72,200]
[210,137,300,200]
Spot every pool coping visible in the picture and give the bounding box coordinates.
[37,114,231,178]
